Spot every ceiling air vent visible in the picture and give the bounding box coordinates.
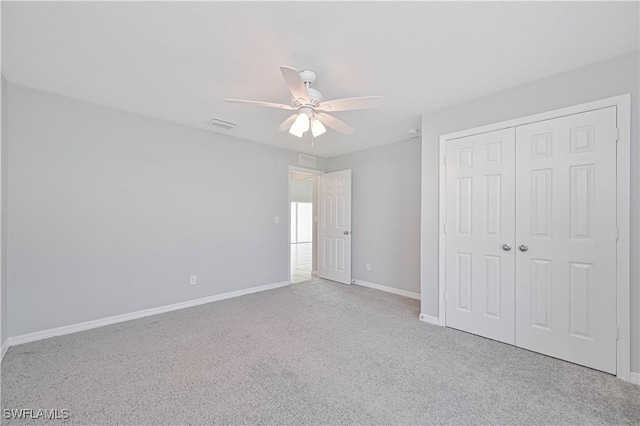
[208,117,237,130]
[299,154,317,168]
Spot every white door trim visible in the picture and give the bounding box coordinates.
[436,94,632,382]
[288,166,323,284]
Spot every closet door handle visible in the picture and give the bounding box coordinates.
[519,244,529,252]
[502,244,511,251]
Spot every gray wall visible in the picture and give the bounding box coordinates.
[327,138,421,294]
[420,51,640,372]
[6,83,326,337]
[1,75,7,347]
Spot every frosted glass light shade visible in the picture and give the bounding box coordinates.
[289,123,304,137]
[311,119,326,137]
[289,113,310,137]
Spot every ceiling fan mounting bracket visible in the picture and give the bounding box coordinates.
[299,69,317,85]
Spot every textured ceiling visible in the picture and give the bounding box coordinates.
[2,1,638,158]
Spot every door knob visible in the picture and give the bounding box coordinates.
[502,243,511,251]
[519,244,529,252]
[344,231,350,235]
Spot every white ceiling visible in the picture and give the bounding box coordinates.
[2,1,638,158]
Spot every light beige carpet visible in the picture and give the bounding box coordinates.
[2,278,639,424]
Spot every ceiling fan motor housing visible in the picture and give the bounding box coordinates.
[306,88,323,104]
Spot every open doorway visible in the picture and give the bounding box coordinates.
[289,167,321,283]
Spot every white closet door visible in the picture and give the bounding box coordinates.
[514,107,617,374]
[445,128,516,344]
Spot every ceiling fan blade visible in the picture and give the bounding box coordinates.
[317,96,384,112]
[280,66,310,103]
[225,99,295,110]
[316,113,354,135]
[277,114,299,132]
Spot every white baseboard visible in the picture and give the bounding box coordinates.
[352,279,420,300]
[7,280,290,348]
[419,312,442,326]
[630,372,640,385]
[1,339,8,361]
[312,270,318,276]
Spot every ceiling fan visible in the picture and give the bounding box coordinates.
[225,66,384,139]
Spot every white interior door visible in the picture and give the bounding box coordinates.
[514,107,617,374]
[445,128,516,344]
[319,170,352,284]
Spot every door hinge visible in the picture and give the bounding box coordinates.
[443,156,447,166]
[615,128,620,142]
[443,291,448,302]
[616,227,620,241]
[616,326,620,340]
[443,223,447,233]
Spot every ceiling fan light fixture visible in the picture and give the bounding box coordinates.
[227,66,383,138]
[311,118,326,137]
[289,124,305,138]
[289,113,310,137]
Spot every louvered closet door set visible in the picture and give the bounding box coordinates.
[445,107,617,374]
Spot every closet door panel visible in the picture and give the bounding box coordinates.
[444,128,516,344]
[514,107,617,374]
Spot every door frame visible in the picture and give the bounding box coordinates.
[435,94,631,382]
[288,166,324,284]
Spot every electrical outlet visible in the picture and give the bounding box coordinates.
[190,275,197,286]
[366,262,371,271]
